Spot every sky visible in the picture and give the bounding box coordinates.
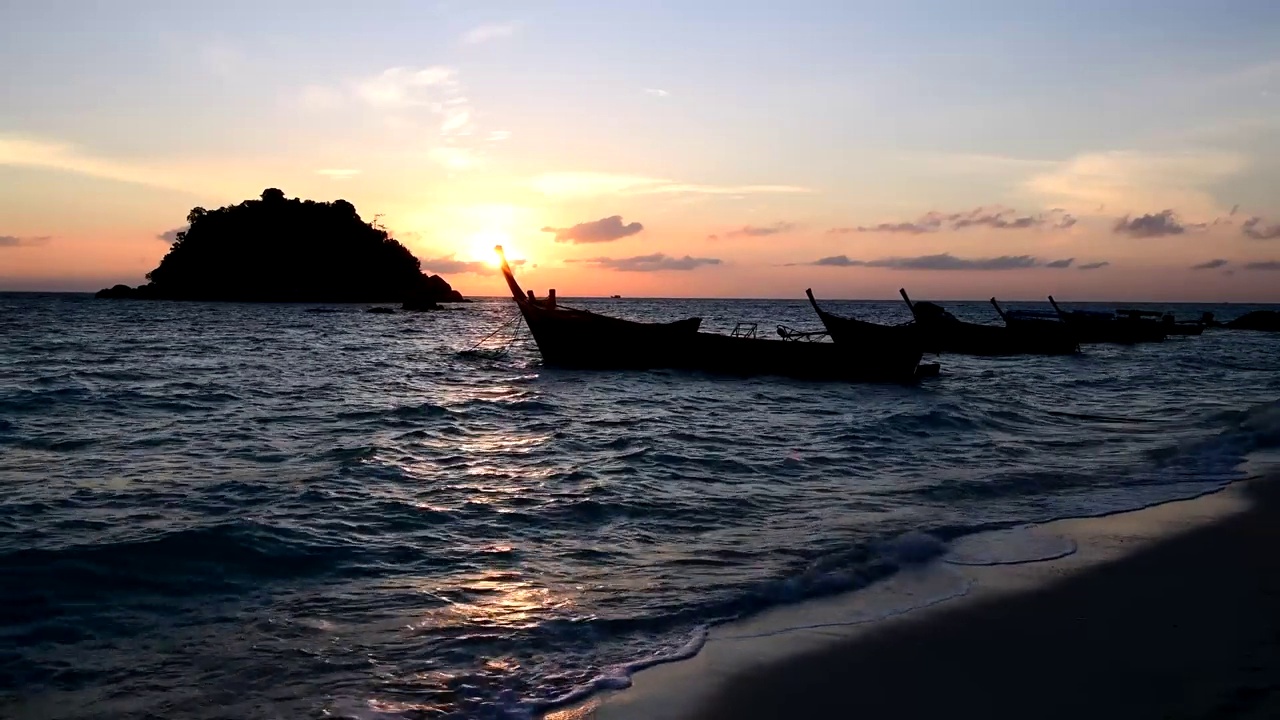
[3,0,1280,301]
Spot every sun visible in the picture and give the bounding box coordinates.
[464,230,513,267]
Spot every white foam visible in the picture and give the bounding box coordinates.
[517,625,710,717]
[945,526,1077,566]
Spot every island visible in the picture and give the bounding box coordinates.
[96,188,464,306]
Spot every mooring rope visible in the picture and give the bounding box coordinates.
[461,310,525,357]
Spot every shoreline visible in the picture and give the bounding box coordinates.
[548,469,1280,720]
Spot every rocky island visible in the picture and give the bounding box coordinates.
[97,188,463,306]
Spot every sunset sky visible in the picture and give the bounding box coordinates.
[3,0,1280,300]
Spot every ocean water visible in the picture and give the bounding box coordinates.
[2,292,1279,719]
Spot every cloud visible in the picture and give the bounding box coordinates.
[354,66,458,108]
[808,255,861,267]
[1113,209,1190,238]
[1245,261,1280,271]
[541,216,644,244]
[460,23,519,45]
[317,168,361,180]
[1191,258,1229,270]
[1045,258,1075,269]
[1025,150,1245,218]
[851,206,1075,234]
[307,66,479,168]
[0,134,203,193]
[725,222,795,238]
[644,88,670,97]
[1242,216,1280,240]
[420,254,524,275]
[157,227,187,244]
[1078,261,1111,270]
[0,234,51,248]
[530,172,810,197]
[567,254,721,272]
[795,253,1041,270]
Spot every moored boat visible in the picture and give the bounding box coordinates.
[804,289,927,369]
[498,247,928,382]
[1047,297,1167,344]
[897,289,1078,356]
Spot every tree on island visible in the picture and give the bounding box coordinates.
[97,188,463,305]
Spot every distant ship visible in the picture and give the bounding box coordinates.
[610,294,622,299]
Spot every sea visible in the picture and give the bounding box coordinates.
[2,292,1279,719]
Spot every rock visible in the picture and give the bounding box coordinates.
[1226,310,1280,332]
[95,284,137,299]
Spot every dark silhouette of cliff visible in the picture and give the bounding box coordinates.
[96,188,463,304]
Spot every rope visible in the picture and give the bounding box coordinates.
[460,309,525,357]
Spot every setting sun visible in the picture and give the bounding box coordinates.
[465,230,511,266]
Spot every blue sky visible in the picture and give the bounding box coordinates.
[3,1,1280,298]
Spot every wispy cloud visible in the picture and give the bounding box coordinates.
[1245,261,1280,271]
[1191,258,1229,270]
[461,23,519,45]
[157,227,187,244]
[1078,261,1111,270]
[849,206,1075,234]
[0,135,186,192]
[541,216,644,244]
[0,234,51,248]
[317,168,361,180]
[793,253,1042,271]
[530,172,810,198]
[725,222,795,238]
[1242,216,1280,240]
[567,254,721,272]
[305,66,480,168]
[1045,258,1075,269]
[644,88,670,97]
[353,66,458,108]
[1026,150,1245,218]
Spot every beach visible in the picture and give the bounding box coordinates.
[557,475,1280,720]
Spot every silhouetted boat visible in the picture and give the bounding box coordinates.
[895,289,1078,356]
[1046,297,1166,344]
[497,247,700,369]
[804,289,927,370]
[498,247,927,382]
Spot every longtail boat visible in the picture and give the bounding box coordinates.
[895,289,1078,356]
[496,247,700,369]
[1045,297,1166,344]
[498,247,928,382]
[805,289,926,365]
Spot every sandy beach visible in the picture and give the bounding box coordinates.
[554,475,1280,720]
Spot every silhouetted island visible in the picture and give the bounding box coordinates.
[96,188,463,305]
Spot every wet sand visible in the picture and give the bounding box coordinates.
[690,479,1280,720]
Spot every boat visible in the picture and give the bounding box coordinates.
[496,247,701,369]
[804,289,927,369]
[497,247,928,382]
[1161,313,1206,336]
[896,289,1078,356]
[610,294,622,299]
[1046,297,1166,344]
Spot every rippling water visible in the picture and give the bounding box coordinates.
[2,292,1279,719]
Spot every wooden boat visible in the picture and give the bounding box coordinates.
[498,247,927,382]
[497,247,700,369]
[896,289,1078,356]
[804,289,927,370]
[1046,297,1166,344]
